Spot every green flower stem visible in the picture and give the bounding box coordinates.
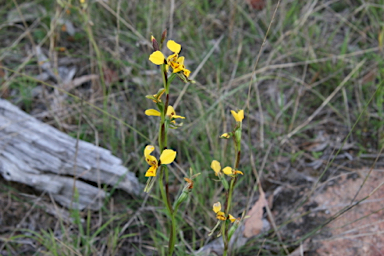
[159,64,168,152]
[159,122,164,151]
[223,246,228,256]
[167,73,177,88]
[159,167,171,214]
[221,221,228,256]
[161,169,174,255]
[223,177,236,255]
[223,140,241,255]
[158,167,176,255]
[158,63,176,256]
[161,64,169,93]
[169,212,177,256]
[163,94,169,149]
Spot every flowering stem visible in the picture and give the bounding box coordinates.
[223,145,241,255]
[159,167,171,212]
[158,63,176,256]
[159,122,164,151]
[221,222,228,256]
[162,64,169,94]
[159,64,169,151]
[159,168,177,255]
[169,212,177,256]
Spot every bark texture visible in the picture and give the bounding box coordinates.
[0,99,142,210]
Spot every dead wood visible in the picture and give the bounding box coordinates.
[0,99,142,210]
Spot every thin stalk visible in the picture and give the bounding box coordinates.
[223,142,241,255]
[159,166,172,214]
[158,63,176,255]
[169,212,177,256]
[159,64,168,151]
[222,222,228,256]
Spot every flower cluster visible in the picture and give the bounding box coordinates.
[145,105,185,126]
[149,40,191,78]
[213,202,236,222]
[211,160,243,177]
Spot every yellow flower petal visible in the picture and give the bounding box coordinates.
[166,106,176,116]
[159,149,176,164]
[167,53,178,64]
[145,165,157,177]
[183,68,191,77]
[149,51,165,65]
[211,160,221,176]
[145,109,161,116]
[229,214,236,223]
[172,114,185,119]
[213,202,222,213]
[221,133,230,138]
[216,211,226,221]
[222,167,233,176]
[166,106,185,119]
[231,110,244,122]
[172,57,185,73]
[144,145,155,157]
[145,155,158,167]
[173,66,183,73]
[238,110,244,121]
[176,56,184,65]
[167,40,181,53]
[234,170,243,175]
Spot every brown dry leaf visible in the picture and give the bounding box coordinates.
[243,187,268,237]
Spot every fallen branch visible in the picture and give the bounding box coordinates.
[0,99,142,210]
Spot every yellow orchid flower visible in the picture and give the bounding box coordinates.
[166,106,185,120]
[220,133,231,139]
[211,160,243,177]
[149,40,191,77]
[222,167,233,176]
[145,106,185,121]
[213,202,226,221]
[231,110,244,122]
[223,167,243,176]
[167,55,191,77]
[144,145,176,177]
[213,202,236,222]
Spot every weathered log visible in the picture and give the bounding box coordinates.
[0,99,142,210]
